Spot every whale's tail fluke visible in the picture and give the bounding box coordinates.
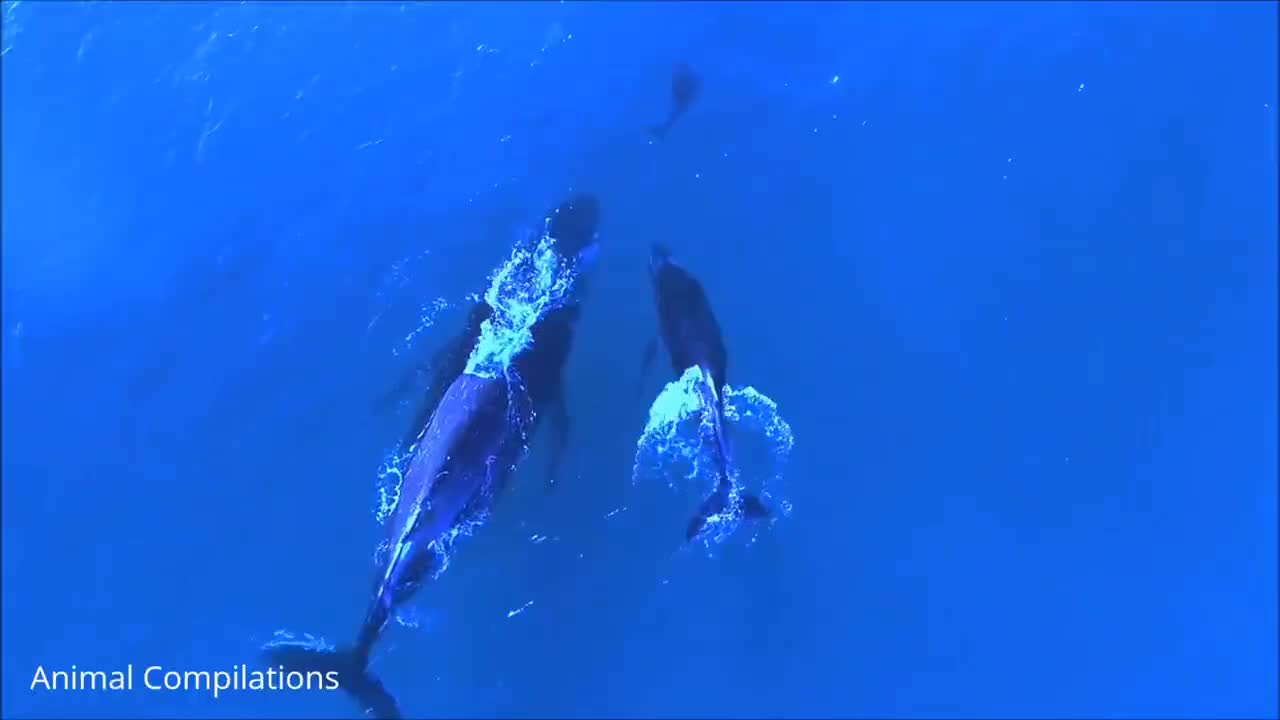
[683,364,774,542]
[264,642,402,720]
[685,485,773,542]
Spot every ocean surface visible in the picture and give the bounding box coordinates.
[2,1,1277,718]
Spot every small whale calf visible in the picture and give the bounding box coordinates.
[643,243,772,541]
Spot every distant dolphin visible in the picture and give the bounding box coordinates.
[643,243,770,541]
[648,62,702,140]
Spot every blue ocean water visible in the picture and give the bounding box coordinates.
[2,1,1277,718]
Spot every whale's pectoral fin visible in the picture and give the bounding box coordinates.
[378,304,481,412]
[636,336,659,398]
[391,302,495,455]
[431,302,491,384]
[545,385,570,492]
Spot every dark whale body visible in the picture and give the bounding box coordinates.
[266,195,601,719]
[644,243,771,541]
